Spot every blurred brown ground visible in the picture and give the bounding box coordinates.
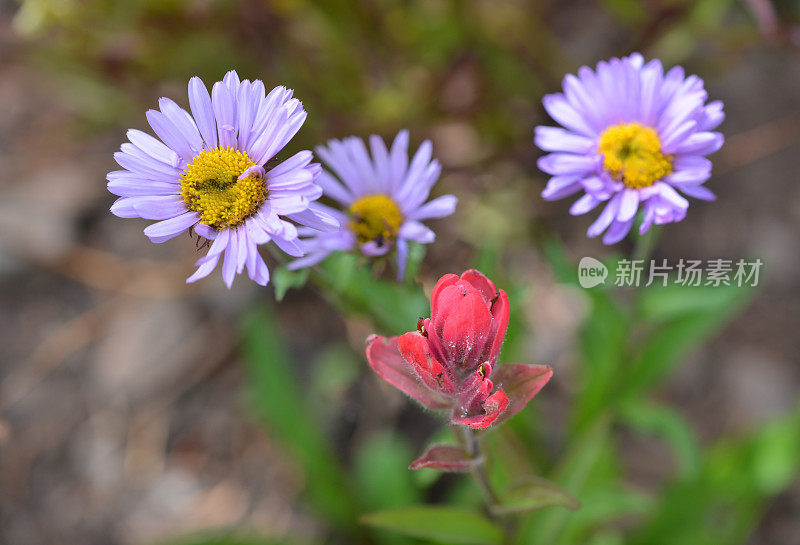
[1,1,800,544]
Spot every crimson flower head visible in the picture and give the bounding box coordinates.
[366,270,553,429]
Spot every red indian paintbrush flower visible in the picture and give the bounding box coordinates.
[366,269,553,429]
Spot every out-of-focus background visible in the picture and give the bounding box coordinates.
[1,0,800,544]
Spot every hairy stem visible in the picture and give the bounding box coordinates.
[459,426,499,507]
[459,426,518,544]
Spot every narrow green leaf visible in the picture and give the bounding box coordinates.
[618,399,701,479]
[517,418,614,544]
[630,405,800,545]
[571,291,630,432]
[555,487,653,545]
[541,236,621,291]
[162,532,297,545]
[637,283,753,324]
[354,432,421,509]
[585,531,625,545]
[355,433,423,545]
[749,413,800,495]
[272,267,310,301]
[241,307,357,528]
[402,241,427,283]
[491,476,580,515]
[622,283,754,398]
[361,506,503,545]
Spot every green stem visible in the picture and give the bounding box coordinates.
[456,427,504,521]
[267,245,382,328]
[631,224,662,263]
[308,266,378,325]
[457,426,519,545]
[462,427,500,506]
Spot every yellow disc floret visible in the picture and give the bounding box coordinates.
[598,123,673,189]
[181,148,267,229]
[349,194,404,246]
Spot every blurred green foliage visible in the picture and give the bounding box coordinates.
[161,535,297,545]
[243,308,359,531]
[361,506,502,545]
[15,0,765,145]
[235,235,796,545]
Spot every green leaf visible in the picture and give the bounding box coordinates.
[308,343,360,411]
[355,433,424,545]
[540,237,577,286]
[402,241,427,284]
[749,414,800,495]
[636,283,752,324]
[316,252,428,335]
[571,291,630,432]
[161,532,297,545]
[361,506,503,545]
[241,307,357,528]
[490,476,580,515]
[517,418,615,544]
[555,487,653,545]
[630,406,800,545]
[541,236,621,291]
[622,283,754,398]
[354,432,421,509]
[272,267,310,301]
[618,399,701,479]
[585,531,625,545]
[541,236,630,435]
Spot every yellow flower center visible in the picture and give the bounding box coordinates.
[598,122,673,189]
[180,148,267,229]
[349,194,404,246]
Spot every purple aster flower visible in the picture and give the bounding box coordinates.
[108,70,338,288]
[286,131,457,280]
[536,53,725,244]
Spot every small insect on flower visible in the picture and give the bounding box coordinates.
[108,71,339,288]
[536,53,725,244]
[286,131,457,280]
[365,270,552,430]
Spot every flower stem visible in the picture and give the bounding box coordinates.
[459,426,499,507]
[632,224,661,263]
[459,426,518,544]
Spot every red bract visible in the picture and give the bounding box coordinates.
[366,269,553,429]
